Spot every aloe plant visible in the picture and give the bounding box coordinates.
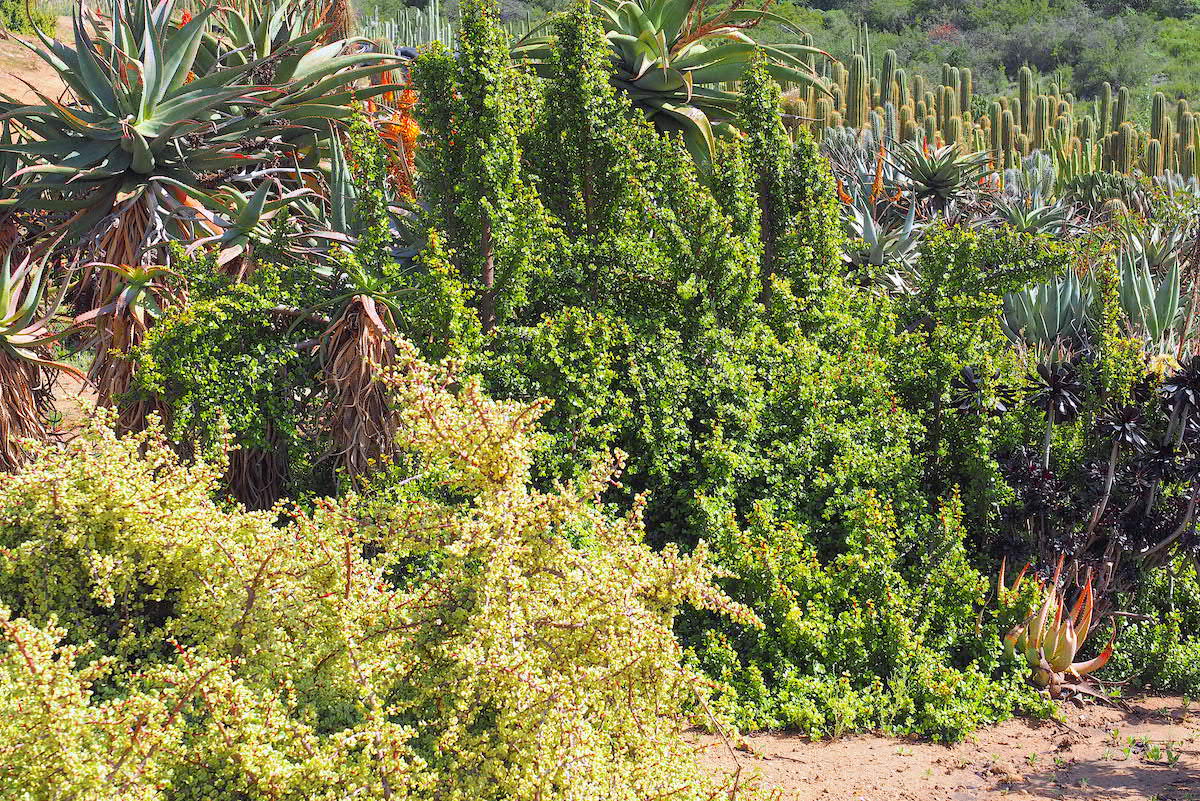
[172,178,323,273]
[991,198,1074,236]
[1001,271,1091,350]
[0,0,397,418]
[514,0,831,164]
[1120,223,1188,275]
[0,0,396,258]
[843,195,921,291]
[892,142,989,211]
[0,245,81,468]
[999,557,1116,697]
[1118,255,1182,351]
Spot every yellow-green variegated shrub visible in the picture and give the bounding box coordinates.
[0,340,757,801]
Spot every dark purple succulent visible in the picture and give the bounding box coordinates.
[1135,440,1182,484]
[1161,354,1200,413]
[1095,405,1150,452]
[951,366,1018,416]
[1028,361,1084,422]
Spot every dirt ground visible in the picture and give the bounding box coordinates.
[696,696,1200,800]
[51,369,94,438]
[0,19,70,102]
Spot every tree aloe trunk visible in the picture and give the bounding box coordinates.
[480,218,495,334]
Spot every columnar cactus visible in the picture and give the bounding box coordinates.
[945,115,963,149]
[989,101,1003,164]
[942,88,960,143]
[815,96,834,132]
[847,53,869,128]
[1151,91,1169,143]
[1079,115,1094,140]
[1147,137,1164,175]
[1019,66,1035,132]
[1114,86,1130,130]
[960,67,973,117]
[880,49,897,106]
[884,102,898,144]
[1034,95,1052,150]
[832,61,847,95]
[1115,122,1136,173]
[1002,109,1018,168]
[802,40,1187,183]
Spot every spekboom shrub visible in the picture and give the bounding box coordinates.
[0,340,759,801]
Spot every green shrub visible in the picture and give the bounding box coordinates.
[129,254,331,504]
[690,495,1053,741]
[0,0,54,36]
[0,343,757,800]
[1109,560,1200,696]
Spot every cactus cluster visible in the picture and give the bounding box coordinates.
[784,36,1200,180]
[358,0,540,50]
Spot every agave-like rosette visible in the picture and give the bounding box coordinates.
[1000,555,1117,694]
[0,242,82,469]
[513,0,832,165]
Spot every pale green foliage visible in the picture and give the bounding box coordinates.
[0,342,757,800]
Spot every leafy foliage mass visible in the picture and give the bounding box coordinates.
[0,0,53,35]
[0,352,752,800]
[2,0,1200,795]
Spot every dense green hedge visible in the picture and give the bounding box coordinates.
[0,0,54,35]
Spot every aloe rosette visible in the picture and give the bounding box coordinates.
[0,0,397,258]
[0,244,81,468]
[999,557,1116,697]
[0,0,399,416]
[515,0,831,164]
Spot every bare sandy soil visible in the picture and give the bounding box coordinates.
[697,696,1200,800]
[51,369,95,438]
[0,19,70,102]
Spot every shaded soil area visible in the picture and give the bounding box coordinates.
[50,369,95,439]
[696,696,1200,800]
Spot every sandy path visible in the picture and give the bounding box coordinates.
[0,18,71,102]
[697,696,1200,800]
[51,368,95,438]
